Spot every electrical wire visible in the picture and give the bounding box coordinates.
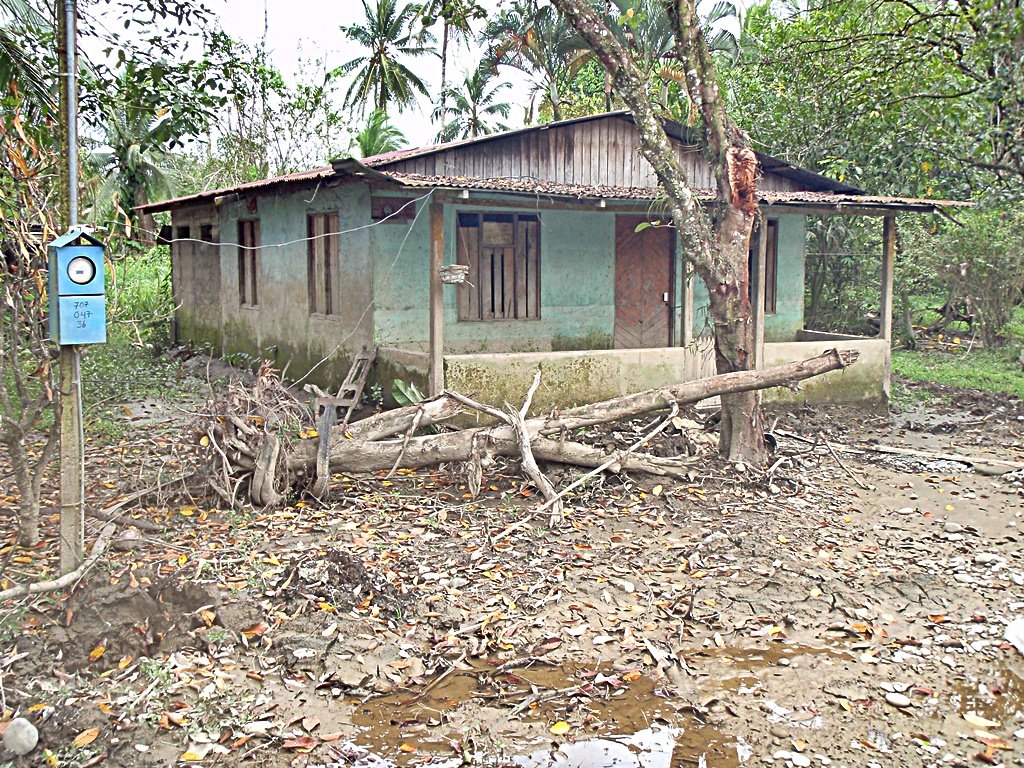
[95,187,437,388]
[93,190,433,250]
[290,188,435,387]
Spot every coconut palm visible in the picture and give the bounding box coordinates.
[432,66,511,142]
[483,0,591,122]
[335,0,436,116]
[0,0,55,117]
[607,0,740,72]
[352,109,408,158]
[417,0,485,123]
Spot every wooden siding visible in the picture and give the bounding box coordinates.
[384,114,802,192]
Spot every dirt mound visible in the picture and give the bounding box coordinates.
[51,574,218,671]
[274,547,411,619]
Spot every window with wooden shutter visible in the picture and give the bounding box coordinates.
[307,212,338,315]
[456,212,540,321]
[238,219,260,307]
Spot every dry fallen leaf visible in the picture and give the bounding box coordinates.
[965,713,1000,729]
[73,727,100,747]
[88,645,105,662]
[241,622,269,639]
[550,721,571,735]
[282,736,318,752]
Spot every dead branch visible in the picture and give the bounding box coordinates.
[537,402,680,515]
[493,402,681,543]
[385,405,425,480]
[192,349,858,506]
[0,524,116,602]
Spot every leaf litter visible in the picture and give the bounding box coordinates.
[0,373,1022,767]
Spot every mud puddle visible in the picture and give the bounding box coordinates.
[947,662,1024,724]
[342,644,848,766]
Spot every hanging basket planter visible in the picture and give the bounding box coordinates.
[439,264,470,284]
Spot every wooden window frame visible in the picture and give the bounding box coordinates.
[238,219,260,307]
[456,211,541,322]
[764,219,779,315]
[307,212,339,316]
[748,218,779,315]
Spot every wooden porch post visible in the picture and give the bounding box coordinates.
[751,221,767,369]
[428,199,445,397]
[880,215,896,397]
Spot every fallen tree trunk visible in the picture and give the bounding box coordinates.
[244,348,857,497]
[286,348,859,475]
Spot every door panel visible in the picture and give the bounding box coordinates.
[614,216,672,348]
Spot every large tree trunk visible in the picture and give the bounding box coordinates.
[201,350,858,507]
[708,205,763,463]
[550,0,766,464]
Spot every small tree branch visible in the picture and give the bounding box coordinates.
[0,524,116,602]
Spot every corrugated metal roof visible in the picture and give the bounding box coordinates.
[138,112,970,214]
[137,166,336,213]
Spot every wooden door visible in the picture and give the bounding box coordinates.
[614,215,672,348]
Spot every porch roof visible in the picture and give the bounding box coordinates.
[334,162,970,214]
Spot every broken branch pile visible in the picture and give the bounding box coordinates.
[189,349,859,508]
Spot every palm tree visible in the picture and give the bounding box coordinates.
[596,0,740,119]
[87,68,175,242]
[417,0,485,124]
[335,0,436,115]
[483,0,591,122]
[352,109,408,158]
[432,66,511,142]
[0,0,55,117]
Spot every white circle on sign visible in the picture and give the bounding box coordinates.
[67,256,96,285]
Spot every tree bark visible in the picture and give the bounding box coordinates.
[549,0,765,464]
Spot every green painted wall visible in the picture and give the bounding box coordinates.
[690,214,806,342]
[174,188,814,390]
[370,198,616,353]
[213,182,375,385]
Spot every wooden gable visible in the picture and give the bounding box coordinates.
[375,113,807,193]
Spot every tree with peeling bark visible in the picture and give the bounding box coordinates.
[548,0,766,464]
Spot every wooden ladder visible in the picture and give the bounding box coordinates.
[308,346,378,498]
[315,346,377,428]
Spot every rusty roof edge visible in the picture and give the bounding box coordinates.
[135,166,337,214]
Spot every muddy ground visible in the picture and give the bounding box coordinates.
[1,375,1023,768]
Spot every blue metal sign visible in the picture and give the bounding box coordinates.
[48,229,107,345]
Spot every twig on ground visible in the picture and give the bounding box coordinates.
[824,440,868,489]
[0,524,116,601]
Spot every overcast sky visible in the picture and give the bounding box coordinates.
[214,0,533,147]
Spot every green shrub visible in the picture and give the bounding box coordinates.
[107,244,174,349]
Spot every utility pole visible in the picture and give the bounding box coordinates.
[57,0,85,573]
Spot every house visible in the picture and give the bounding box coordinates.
[139,111,965,410]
